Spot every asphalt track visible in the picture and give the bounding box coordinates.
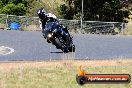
[0,30,132,61]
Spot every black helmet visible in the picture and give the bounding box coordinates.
[37,8,47,19]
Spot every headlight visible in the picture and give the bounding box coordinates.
[47,33,52,38]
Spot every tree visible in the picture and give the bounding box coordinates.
[0,0,28,5]
[0,1,4,8]
[0,3,26,15]
[59,0,130,22]
[0,0,28,16]
[59,4,75,19]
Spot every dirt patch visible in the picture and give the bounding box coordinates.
[23,25,41,31]
[0,24,6,29]
[0,59,132,72]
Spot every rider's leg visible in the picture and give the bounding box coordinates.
[58,28,70,45]
[59,25,71,42]
[63,27,69,33]
[42,29,46,39]
[41,21,47,38]
[59,24,69,33]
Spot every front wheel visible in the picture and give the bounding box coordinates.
[62,46,68,53]
[47,39,51,43]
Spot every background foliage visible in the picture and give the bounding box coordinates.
[59,0,132,22]
[0,0,45,16]
[0,0,27,15]
[0,0,131,22]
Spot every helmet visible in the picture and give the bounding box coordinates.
[37,8,46,14]
[37,8,47,19]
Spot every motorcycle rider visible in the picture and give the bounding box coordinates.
[37,8,69,39]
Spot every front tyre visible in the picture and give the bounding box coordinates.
[62,46,68,53]
[47,39,51,43]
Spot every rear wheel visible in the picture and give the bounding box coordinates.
[68,45,75,52]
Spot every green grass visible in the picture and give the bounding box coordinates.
[0,61,131,88]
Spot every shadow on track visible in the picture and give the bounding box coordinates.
[50,52,63,53]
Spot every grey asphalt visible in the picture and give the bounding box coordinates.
[0,30,132,61]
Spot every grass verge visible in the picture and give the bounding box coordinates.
[0,59,131,88]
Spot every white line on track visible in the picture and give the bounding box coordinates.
[0,46,15,56]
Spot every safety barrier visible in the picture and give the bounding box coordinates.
[0,14,132,35]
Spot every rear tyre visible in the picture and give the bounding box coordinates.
[68,45,75,52]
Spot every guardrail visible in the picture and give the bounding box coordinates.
[0,14,132,35]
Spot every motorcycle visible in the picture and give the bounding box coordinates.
[43,22,75,53]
